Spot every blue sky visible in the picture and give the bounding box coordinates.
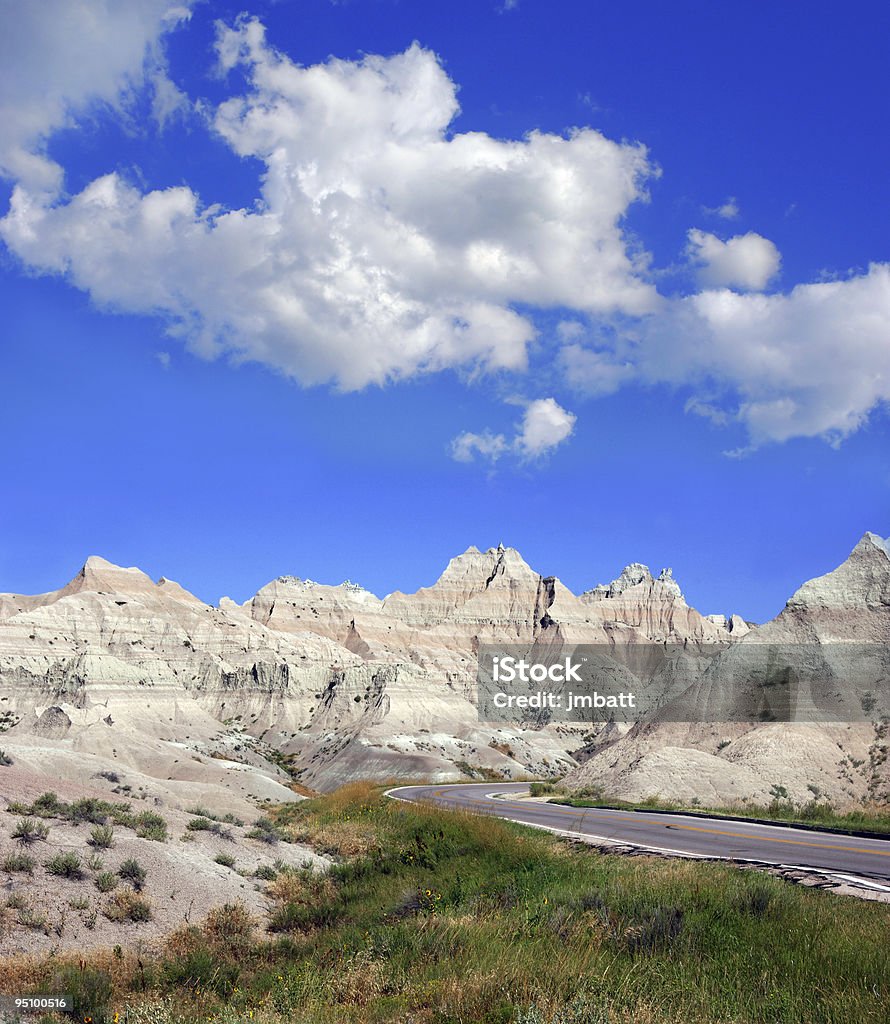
[1,0,888,622]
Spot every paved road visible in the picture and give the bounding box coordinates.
[387,782,890,889]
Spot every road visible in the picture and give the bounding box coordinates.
[387,782,890,889]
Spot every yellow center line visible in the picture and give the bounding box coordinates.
[425,789,890,859]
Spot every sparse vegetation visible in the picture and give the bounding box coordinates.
[7,792,168,840]
[117,857,147,890]
[254,863,278,881]
[0,748,13,765]
[88,824,116,848]
[186,806,244,827]
[3,851,35,873]
[86,852,105,871]
[45,851,85,879]
[11,818,49,845]
[246,816,283,844]
[103,889,152,923]
[213,852,236,869]
[5,783,890,1023]
[186,816,233,840]
[95,871,119,893]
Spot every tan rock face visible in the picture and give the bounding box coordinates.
[1,536,885,806]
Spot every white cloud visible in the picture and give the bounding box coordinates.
[703,196,740,220]
[0,14,656,391]
[517,398,577,456]
[450,430,509,463]
[0,0,193,195]
[686,228,781,291]
[451,397,577,463]
[565,263,890,444]
[560,345,633,396]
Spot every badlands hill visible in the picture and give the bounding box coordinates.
[0,536,887,812]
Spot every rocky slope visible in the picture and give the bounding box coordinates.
[562,533,890,807]
[0,536,886,810]
[0,546,743,799]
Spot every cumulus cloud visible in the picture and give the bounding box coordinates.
[452,398,577,463]
[1,7,888,453]
[565,263,890,444]
[0,0,193,194]
[0,13,656,391]
[686,228,781,291]
[517,398,577,456]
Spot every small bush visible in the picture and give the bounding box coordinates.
[104,889,152,923]
[186,807,244,827]
[68,797,111,824]
[246,816,282,844]
[12,818,49,844]
[88,824,115,849]
[32,792,61,816]
[186,816,233,840]
[0,748,12,766]
[254,863,277,881]
[96,871,119,893]
[118,857,147,890]
[214,852,236,869]
[133,810,168,842]
[86,852,105,871]
[3,852,35,874]
[69,895,91,911]
[50,964,113,1021]
[45,852,85,879]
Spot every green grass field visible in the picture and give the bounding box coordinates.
[7,783,890,1024]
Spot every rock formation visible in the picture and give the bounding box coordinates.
[0,536,885,809]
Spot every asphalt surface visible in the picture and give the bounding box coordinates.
[387,782,890,889]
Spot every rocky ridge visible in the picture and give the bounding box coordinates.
[0,536,886,810]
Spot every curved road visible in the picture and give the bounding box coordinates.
[387,782,890,890]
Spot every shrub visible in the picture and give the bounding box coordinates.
[88,824,115,849]
[186,816,233,840]
[246,816,282,844]
[133,810,168,842]
[45,852,85,879]
[0,748,12,766]
[50,964,113,1021]
[254,863,277,881]
[86,852,105,871]
[186,807,244,827]
[12,818,49,844]
[214,852,236,869]
[118,857,147,890]
[69,798,111,824]
[104,889,152,923]
[3,852,35,874]
[96,871,119,893]
[32,792,62,816]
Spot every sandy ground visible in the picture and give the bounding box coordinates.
[0,766,329,955]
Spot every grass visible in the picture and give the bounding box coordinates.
[3,781,888,1024]
[534,785,890,835]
